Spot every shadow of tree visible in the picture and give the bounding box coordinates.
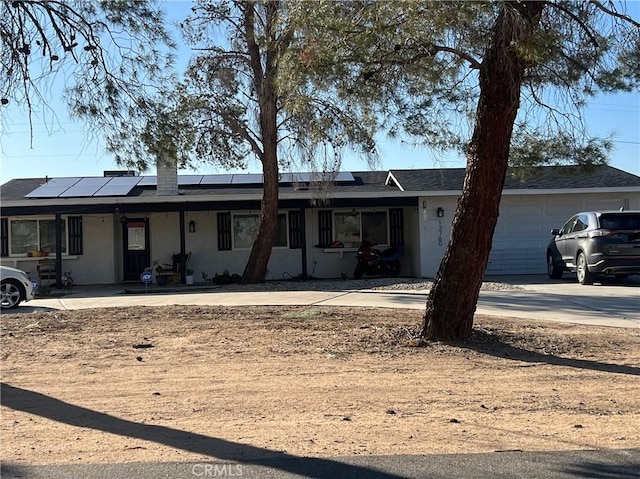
[560,461,640,478]
[1,383,407,479]
[453,330,640,376]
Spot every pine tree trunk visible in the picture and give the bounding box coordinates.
[422,2,544,341]
[239,2,283,284]
[241,152,279,284]
[241,2,280,284]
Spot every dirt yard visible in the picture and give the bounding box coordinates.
[1,305,639,466]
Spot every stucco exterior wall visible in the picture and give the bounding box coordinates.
[68,215,116,284]
[156,210,304,281]
[417,196,457,278]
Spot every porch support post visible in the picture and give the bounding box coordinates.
[300,207,308,279]
[55,213,63,288]
[179,210,186,284]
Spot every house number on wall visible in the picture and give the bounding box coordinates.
[438,219,443,247]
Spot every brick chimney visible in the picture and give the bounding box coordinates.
[156,158,178,196]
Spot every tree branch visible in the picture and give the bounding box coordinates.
[542,1,599,48]
[591,0,640,27]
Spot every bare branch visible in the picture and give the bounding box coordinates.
[591,0,640,27]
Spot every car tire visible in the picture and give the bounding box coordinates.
[547,253,563,279]
[1,279,24,309]
[576,252,595,285]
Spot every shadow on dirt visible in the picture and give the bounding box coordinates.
[0,383,406,479]
[456,329,640,376]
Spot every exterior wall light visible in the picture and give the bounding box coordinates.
[188,220,196,233]
[437,207,444,218]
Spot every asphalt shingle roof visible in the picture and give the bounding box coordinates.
[1,166,638,203]
[388,165,640,191]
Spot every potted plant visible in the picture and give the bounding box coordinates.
[185,268,195,285]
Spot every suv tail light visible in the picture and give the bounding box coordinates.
[589,230,615,238]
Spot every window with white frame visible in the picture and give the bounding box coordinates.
[334,211,388,247]
[232,213,288,249]
[10,218,67,255]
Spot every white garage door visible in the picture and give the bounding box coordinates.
[487,203,549,274]
[486,196,627,275]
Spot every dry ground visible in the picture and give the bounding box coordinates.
[1,305,639,466]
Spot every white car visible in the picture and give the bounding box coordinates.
[1,265,35,309]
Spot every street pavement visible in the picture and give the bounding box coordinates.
[10,274,640,328]
[2,449,639,478]
[2,275,639,478]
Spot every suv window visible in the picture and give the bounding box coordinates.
[599,213,640,230]
[571,214,590,233]
[560,216,577,235]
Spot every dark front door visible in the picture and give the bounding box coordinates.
[123,218,150,281]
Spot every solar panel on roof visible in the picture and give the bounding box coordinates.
[93,176,142,197]
[46,177,83,186]
[279,172,355,184]
[178,175,204,185]
[231,174,263,184]
[334,172,355,182]
[103,176,142,186]
[25,186,69,198]
[137,176,157,186]
[24,177,82,198]
[281,172,311,183]
[59,177,110,197]
[201,174,234,185]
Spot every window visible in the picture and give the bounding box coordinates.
[334,211,388,247]
[600,213,640,230]
[560,216,577,235]
[10,218,67,255]
[232,213,288,249]
[572,214,589,233]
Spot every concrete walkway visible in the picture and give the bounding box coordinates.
[12,275,640,328]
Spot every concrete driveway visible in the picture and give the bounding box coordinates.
[7,275,638,328]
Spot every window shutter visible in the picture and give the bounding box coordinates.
[288,210,302,249]
[1,218,8,257]
[318,210,333,247]
[68,216,83,255]
[389,208,404,246]
[217,212,232,251]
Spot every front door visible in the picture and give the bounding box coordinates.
[122,218,150,281]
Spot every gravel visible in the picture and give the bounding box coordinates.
[216,277,524,293]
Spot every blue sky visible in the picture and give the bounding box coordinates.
[1,2,638,183]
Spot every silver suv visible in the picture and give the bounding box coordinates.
[547,211,640,284]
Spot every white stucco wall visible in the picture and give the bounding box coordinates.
[68,215,116,284]
[178,209,302,281]
[149,212,182,280]
[417,196,458,278]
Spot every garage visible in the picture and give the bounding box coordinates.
[486,194,632,275]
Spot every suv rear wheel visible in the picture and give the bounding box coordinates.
[576,252,595,285]
[547,253,563,279]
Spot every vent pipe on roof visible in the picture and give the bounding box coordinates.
[156,158,178,196]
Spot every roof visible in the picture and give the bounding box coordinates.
[387,165,640,191]
[1,165,638,206]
